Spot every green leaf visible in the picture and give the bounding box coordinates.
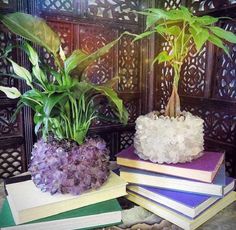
[153,50,173,64]
[195,15,218,25]
[208,34,230,56]
[8,58,32,87]
[189,27,209,52]
[165,25,181,36]
[210,26,236,43]
[93,85,128,124]
[23,42,39,66]
[1,12,60,58]
[0,86,21,99]
[65,35,121,76]
[64,49,88,75]
[132,30,155,42]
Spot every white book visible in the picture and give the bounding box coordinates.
[5,171,127,224]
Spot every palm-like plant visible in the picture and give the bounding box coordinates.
[132,6,236,117]
[0,13,128,145]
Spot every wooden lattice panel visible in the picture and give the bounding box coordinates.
[0,145,24,178]
[213,21,236,100]
[125,97,139,123]
[163,0,182,10]
[41,0,75,13]
[190,0,233,12]
[88,0,139,23]
[179,44,207,97]
[0,103,22,137]
[119,130,134,151]
[118,31,140,92]
[0,26,17,89]
[78,24,117,84]
[182,101,236,146]
[0,0,16,11]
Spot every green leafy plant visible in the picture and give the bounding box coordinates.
[131,6,236,117]
[0,12,128,144]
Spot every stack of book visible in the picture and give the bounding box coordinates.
[0,171,127,230]
[116,146,236,230]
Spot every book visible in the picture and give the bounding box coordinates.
[127,177,235,218]
[116,146,224,183]
[126,191,236,230]
[0,198,122,230]
[5,171,127,225]
[120,165,225,196]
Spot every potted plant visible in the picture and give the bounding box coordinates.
[129,6,236,163]
[0,13,128,194]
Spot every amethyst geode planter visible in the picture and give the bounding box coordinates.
[29,137,110,195]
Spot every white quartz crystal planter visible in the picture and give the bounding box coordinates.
[134,112,204,163]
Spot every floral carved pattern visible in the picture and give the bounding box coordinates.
[88,0,139,23]
[179,44,207,97]
[78,24,117,84]
[0,105,22,137]
[118,32,139,92]
[213,22,236,100]
[182,102,236,145]
[0,146,23,178]
[0,29,17,89]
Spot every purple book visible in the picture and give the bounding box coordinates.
[116,146,224,183]
[127,177,235,219]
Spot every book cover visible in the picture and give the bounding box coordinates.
[116,146,224,183]
[126,191,236,230]
[0,198,122,230]
[120,164,225,196]
[127,177,235,218]
[5,171,127,224]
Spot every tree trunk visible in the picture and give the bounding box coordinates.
[165,85,180,117]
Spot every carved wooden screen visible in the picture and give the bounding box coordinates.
[155,0,236,177]
[0,0,145,178]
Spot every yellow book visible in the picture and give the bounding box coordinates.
[126,191,236,230]
[5,171,127,225]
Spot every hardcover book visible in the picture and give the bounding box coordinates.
[5,171,127,224]
[126,191,236,230]
[120,164,225,196]
[127,177,235,218]
[116,146,224,183]
[0,199,122,230]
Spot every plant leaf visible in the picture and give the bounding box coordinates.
[0,86,21,99]
[23,42,39,66]
[153,50,173,64]
[7,58,32,86]
[1,12,60,58]
[65,35,121,76]
[208,34,230,56]
[93,85,128,124]
[195,15,218,25]
[132,30,156,42]
[64,49,88,75]
[189,27,209,52]
[210,26,236,43]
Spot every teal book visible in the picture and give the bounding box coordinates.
[0,199,122,230]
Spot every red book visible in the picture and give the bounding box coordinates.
[116,146,224,183]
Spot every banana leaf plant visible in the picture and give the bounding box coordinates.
[0,12,128,144]
[131,6,236,117]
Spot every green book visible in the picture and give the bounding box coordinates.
[0,199,122,230]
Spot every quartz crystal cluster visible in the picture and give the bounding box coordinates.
[29,136,110,195]
[134,111,204,163]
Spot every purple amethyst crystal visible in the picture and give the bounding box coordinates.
[29,137,110,195]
